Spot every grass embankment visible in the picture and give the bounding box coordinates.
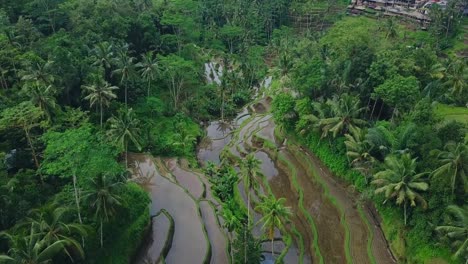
[155,209,175,263]
[292,131,457,264]
[93,183,151,264]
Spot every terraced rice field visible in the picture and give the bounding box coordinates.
[130,154,228,264]
[197,97,396,264]
[132,85,396,264]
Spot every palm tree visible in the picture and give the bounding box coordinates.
[0,224,73,263]
[444,59,467,100]
[112,46,136,108]
[255,196,292,258]
[82,81,119,128]
[240,153,261,264]
[222,208,241,264]
[383,18,398,39]
[435,205,468,261]
[241,154,262,225]
[372,154,429,225]
[82,174,122,248]
[25,205,88,261]
[24,83,57,120]
[366,122,416,160]
[344,126,376,183]
[107,108,142,169]
[91,42,114,81]
[319,93,366,138]
[136,52,158,99]
[432,142,468,195]
[20,60,55,85]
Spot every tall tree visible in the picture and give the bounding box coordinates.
[20,60,55,85]
[240,153,261,264]
[91,42,114,81]
[319,93,366,138]
[372,154,429,225]
[432,142,468,196]
[222,208,240,264]
[443,59,467,102]
[158,54,197,109]
[23,83,57,121]
[136,52,158,99]
[107,108,142,169]
[112,46,136,108]
[82,81,119,128]
[344,126,375,183]
[0,102,43,177]
[82,174,122,248]
[435,205,468,261]
[374,75,420,120]
[255,196,292,258]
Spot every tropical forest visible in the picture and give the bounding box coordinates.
[0,0,467,263]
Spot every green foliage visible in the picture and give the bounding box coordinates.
[91,183,150,264]
[272,93,296,130]
[374,75,421,115]
[291,57,325,96]
[210,166,239,202]
[232,225,263,264]
[146,113,201,157]
[41,124,122,179]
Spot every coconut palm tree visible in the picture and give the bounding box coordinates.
[372,154,429,225]
[24,205,88,261]
[255,196,292,258]
[107,108,142,169]
[366,122,416,160]
[91,42,114,81]
[444,59,467,99]
[435,205,468,261]
[82,174,122,248]
[112,47,136,108]
[344,126,376,183]
[0,224,73,263]
[319,93,366,138]
[20,60,55,85]
[222,208,241,264]
[432,142,468,196]
[82,81,119,128]
[240,153,261,264]
[136,52,158,99]
[241,154,261,225]
[24,83,57,121]
[382,17,398,39]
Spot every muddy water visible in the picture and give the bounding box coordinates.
[279,149,347,263]
[135,212,172,263]
[196,66,396,263]
[254,151,278,180]
[206,114,313,263]
[165,158,204,199]
[200,200,229,264]
[198,121,232,165]
[130,154,208,264]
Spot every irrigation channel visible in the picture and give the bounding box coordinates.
[132,63,396,264]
